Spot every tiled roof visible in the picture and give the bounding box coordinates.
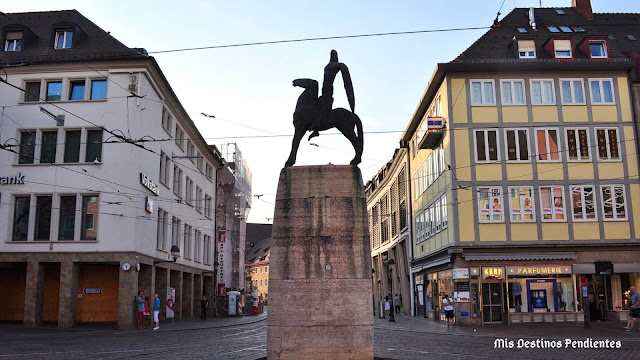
[1,10,145,65]
[455,7,640,63]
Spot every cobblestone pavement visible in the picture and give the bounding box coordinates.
[1,311,639,359]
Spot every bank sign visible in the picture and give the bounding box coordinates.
[0,173,24,185]
[140,173,159,195]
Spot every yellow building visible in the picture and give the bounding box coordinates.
[405,2,640,325]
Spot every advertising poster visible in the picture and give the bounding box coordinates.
[166,287,175,318]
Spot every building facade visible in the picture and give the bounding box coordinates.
[245,223,272,304]
[365,148,412,316]
[406,1,640,326]
[0,10,224,328]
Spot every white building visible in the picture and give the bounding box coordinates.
[0,10,224,329]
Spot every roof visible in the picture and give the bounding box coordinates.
[245,223,272,263]
[1,10,144,64]
[246,223,272,244]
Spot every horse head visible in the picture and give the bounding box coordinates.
[292,78,318,91]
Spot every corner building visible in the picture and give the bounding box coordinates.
[0,11,223,328]
[406,1,640,326]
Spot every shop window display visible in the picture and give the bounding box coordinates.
[508,275,574,313]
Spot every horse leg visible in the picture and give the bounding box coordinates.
[285,127,305,167]
[338,126,361,166]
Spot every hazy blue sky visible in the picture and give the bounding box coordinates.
[4,0,640,223]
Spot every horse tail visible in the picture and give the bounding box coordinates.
[354,113,363,154]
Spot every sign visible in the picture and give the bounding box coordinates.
[427,117,444,131]
[482,267,504,279]
[595,261,613,276]
[460,311,469,316]
[507,265,572,276]
[453,268,469,280]
[83,287,103,294]
[454,282,470,292]
[0,173,24,185]
[145,197,154,213]
[140,173,159,195]
[217,230,226,287]
[166,287,175,318]
[454,282,470,302]
[470,267,480,277]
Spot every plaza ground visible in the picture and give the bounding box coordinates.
[1,310,639,359]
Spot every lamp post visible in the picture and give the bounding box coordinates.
[384,258,396,322]
[154,245,180,266]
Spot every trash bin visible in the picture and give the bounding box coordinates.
[227,291,240,316]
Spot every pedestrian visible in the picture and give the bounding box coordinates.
[143,297,150,329]
[625,286,639,331]
[443,294,455,326]
[393,293,401,316]
[153,293,160,330]
[384,296,391,317]
[201,296,209,320]
[136,292,144,329]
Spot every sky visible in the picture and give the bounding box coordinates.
[4,0,640,224]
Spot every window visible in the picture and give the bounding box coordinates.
[424,210,431,240]
[39,131,58,164]
[185,177,193,206]
[555,9,566,15]
[509,187,535,222]
[441,194,448,229]
[58,196,76,240]
[560,79,585,104]
[430,206,436,234]
[530,80,555,104]
[547,26,560,33]
[197,152,203,171]
[85,130,103,162]
[478,187,503,222]
[571,186,596,221]
[554,40,572,58]
[517,27,528,33]
[559,26,573,33]
[205,163,213,181]
[204,195,212,218]
[501,80,525,105]
[627,35,637,41]
[46,81,62,101]
[589,79,614,104]
[175,125,185,149]
[565,128,590,161]
[81,195,98,240]
[162,108,173,134]
[19,131,36,164]
[187,142,195,162]
[540,186,566,222]
[157,208,168,250]
[589,41,607,58]
[434,200,441,233]
[90,80,107,100]
[470,80,495,105]
[474,129,499,162]
[4,31,22,51]
[195,230,202,262]
[159,151,170,185]
[595,128,620,161]
[535,128,561,162]
[184,224,192,259]
[601,185,627,221]
[204,234,211,264]
[35,196,53,241]
[504,129,530,162]
[54,29,73,49]
[24,81,41,102]
[608,35,615,40]
[69,80,85,101]
[173,166,183,196]
[573,26,585,32]
[12,196,31,241]
[63,130,81,163]
[196,187,203,212]
[171,217,181,247]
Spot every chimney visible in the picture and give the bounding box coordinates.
[572,0,593,20]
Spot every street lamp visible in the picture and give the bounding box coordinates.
[154,245,180,266]
[384,258,396,322]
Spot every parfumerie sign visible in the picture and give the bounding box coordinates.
[507,266,572,276]
[140,173,159,195]
[0,173,24,185]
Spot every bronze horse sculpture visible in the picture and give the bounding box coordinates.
[284,78,363,167]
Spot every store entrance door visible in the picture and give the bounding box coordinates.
[482,282,503,323]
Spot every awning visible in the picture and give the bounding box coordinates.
[411,256,451,273]
[463,252,577,261]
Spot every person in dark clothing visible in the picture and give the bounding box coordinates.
[201,296,209,320]
[393,294,402,315]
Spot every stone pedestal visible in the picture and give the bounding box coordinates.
[267,165,373,360]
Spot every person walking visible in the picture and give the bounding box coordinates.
[443,294,455,327]
[136,292,145,329]
[201,296,209,321]
[625,286,639,331]
[393,294,402,316]
[384,296,391,318]
[143,297,150,329]
[153,293,161,330]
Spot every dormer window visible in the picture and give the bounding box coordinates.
[547,26,560,33]
[555,9,566,15]
[4,31,23,51]
[517,27,528,33]
[54,29,73,49]
[559,26,573,33]
[518,40,536,58]
[573,26,585,32]
[554,40,572,58]
[589,41,607,58]
[627,35,637,41]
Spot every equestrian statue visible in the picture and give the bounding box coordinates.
[285,50,363,167]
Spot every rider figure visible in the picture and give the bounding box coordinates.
[309,50,355,140]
